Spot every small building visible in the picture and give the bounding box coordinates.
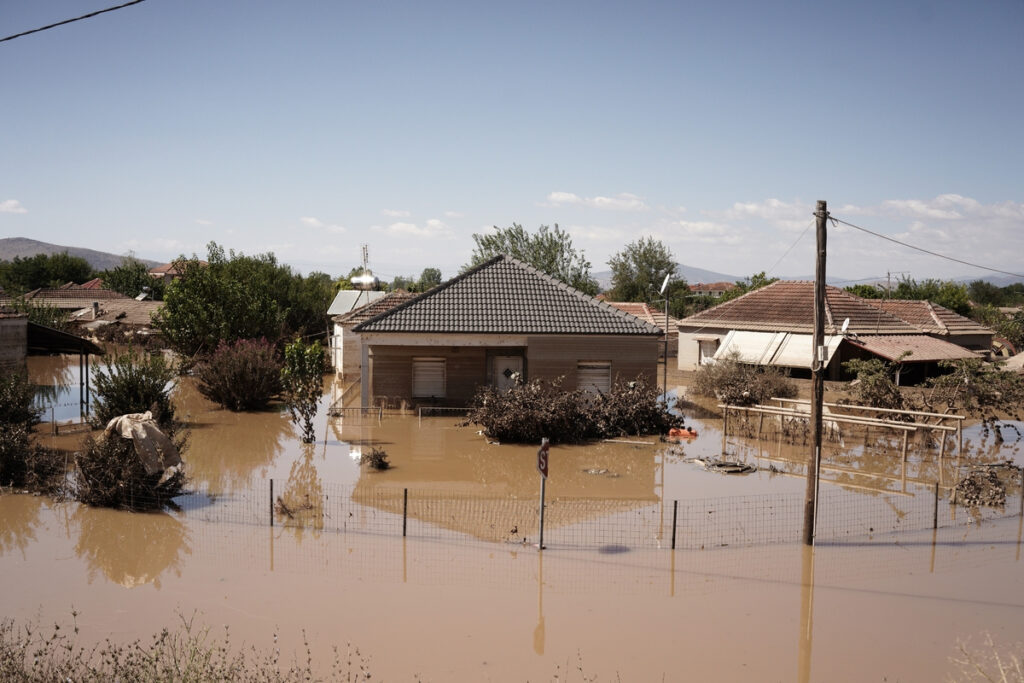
[352,255,662,408]
[331,291,416,376]
[602,301,678,358]
[677,281,980,381]
[689,281,737,298]
[148,260,208,284]
[863,299,995,356]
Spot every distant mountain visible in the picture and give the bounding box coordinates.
[594,263,741,292]
[0,237,161,272]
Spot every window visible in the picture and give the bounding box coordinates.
[577,361,611,395]
[412,357,446,398]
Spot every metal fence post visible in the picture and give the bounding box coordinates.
[671,500,678,550]
[403,488,408,537]
[270,479,274,527]
[1020,469,1023,518]
[933,481,939,530]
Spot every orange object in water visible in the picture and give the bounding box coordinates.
[668,427,698,439]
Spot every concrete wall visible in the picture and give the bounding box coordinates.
[329,323,365,378]
[677,325,730,371]
[0,316,28,372]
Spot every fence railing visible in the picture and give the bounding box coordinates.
[165,468,1024,551]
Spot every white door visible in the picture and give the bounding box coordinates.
[493,355,524,392]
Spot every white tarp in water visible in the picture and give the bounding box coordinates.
[104,411,182,476]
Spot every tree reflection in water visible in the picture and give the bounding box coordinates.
[73,506,190,589]
[276,442,325,537]
[0,495,45,560]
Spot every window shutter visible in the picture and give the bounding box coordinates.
[413,358,446,398]
[577,361,611,394]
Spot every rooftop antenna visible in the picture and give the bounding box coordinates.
[351,243,380,290]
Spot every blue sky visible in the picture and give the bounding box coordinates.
[2,0,1022,284]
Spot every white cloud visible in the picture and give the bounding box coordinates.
[376,219,455,239]
[545,191,648,211]
[195,218,214,226]
[382,208,411,218]
[718,198,813,231]
[444,210,464,218]
[300,216,345,233]
[565,224,629,242]
[0,199,27,214]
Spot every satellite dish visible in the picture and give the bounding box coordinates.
[659,274,671,295]
[841,318,850,334]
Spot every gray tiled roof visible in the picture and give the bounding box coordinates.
[353,255,662,335]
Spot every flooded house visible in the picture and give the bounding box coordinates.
[329,290,412,376]
[676,280,985,382]
[602,301,679,358]
[351,254,663,408]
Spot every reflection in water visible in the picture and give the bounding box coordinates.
[533,551,545,656]
[797,545,815,683]
[73,506,191,588]
[176,378,294,492]
[276,443,325,535]
[0,495,45,560]
[27,354,82,421]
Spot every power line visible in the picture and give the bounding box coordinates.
[830,215,1024,280]
[0,0,147,44]
[764,218,814,278]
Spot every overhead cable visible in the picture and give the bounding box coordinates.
[0,0,147,44]
[830,215,1024,279]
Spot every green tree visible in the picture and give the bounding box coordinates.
[154,243,333,356]
[281,339,325,443]
[100,258,165,300]
[892,277,970,315]
[0,252,93,292]
[606,237,684,303]
[418,267,442,291]
[967,280,1005,307]
[844,283,883,299]
[717,272,779,304]
[465,223,599,295]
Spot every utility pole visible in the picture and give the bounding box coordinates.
[803,200,828,546]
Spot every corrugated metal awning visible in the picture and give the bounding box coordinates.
[846,335,980,363]
[712,331,841,369]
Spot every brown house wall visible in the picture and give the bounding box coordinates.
[526,335,658,387]
[369,346,488,406]
[366,335,659,407]
[0,317,27,372]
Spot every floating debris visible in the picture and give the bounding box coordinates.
[954,464,1017,508]
[690,457,758,475]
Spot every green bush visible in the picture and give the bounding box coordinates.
[0,370,40,431]
[91,350,177,429]
[463,375,682,444]
[195,338,282,410]
[690,352,798,406]
[360,447,390,470]
[841,357,906,410]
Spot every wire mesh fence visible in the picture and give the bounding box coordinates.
[161,467,1024,551]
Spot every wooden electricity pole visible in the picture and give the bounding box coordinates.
[803,200,828,546]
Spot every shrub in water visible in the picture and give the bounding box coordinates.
[690,352,798,406]
[463,375,682,444]
[195,338,283,411]
[0,370,40,431]
[91,350,177,429]
[281,338,325,443]
[360,447,390,470]
[74,430,186,509]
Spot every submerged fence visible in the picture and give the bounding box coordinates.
[167,468,1024,551]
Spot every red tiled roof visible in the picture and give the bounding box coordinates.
[679,281,919,335]
[604,301,674,335]
[846,335,982,363]
[334,291,419,325]
[866,299,993,337]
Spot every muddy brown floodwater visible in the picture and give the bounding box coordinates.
[2,356,1022,681]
